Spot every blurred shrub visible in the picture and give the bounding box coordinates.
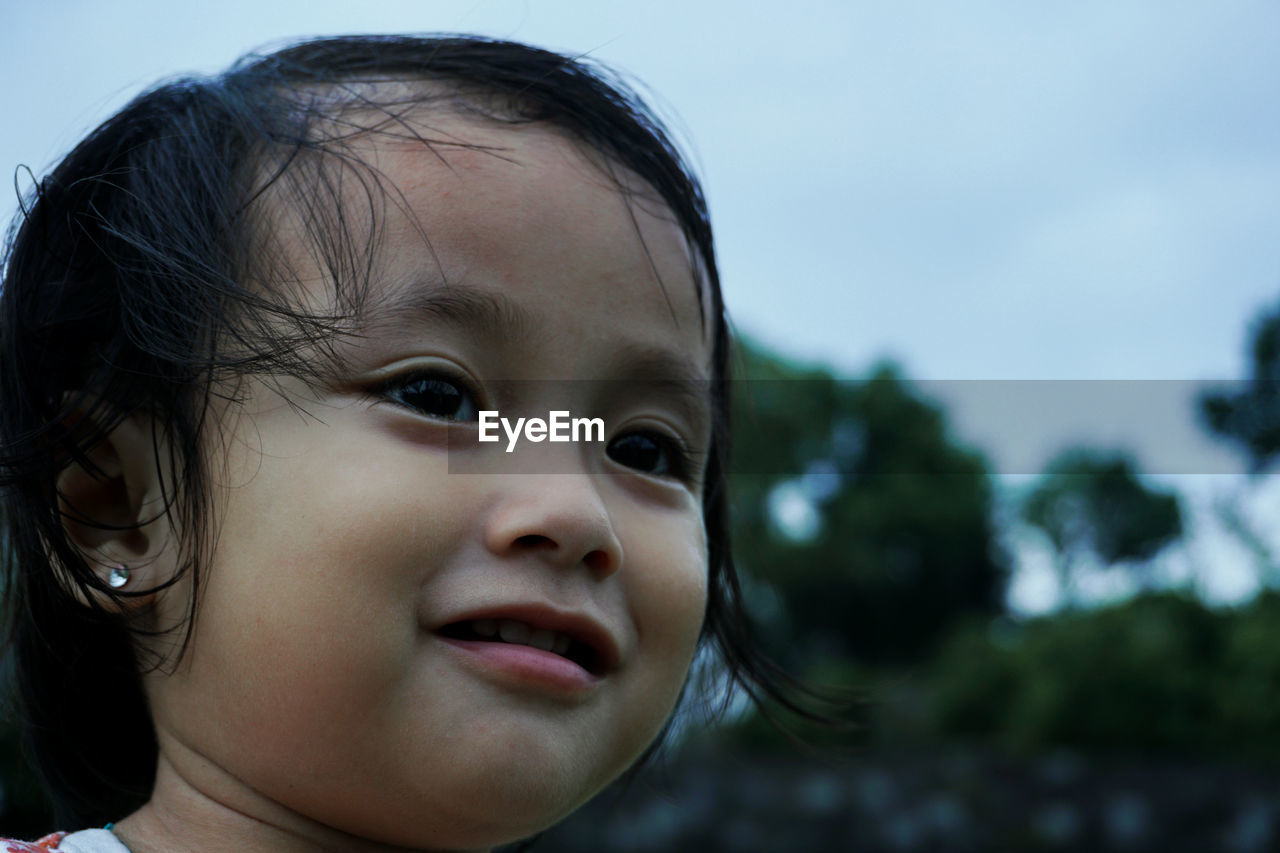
[1217,591,1280,744]
[932,592,1280,758]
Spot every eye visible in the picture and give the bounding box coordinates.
[607,430,692,480]
[377,370,480,422]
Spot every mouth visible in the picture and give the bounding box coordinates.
[438,618,603,675]
[434,607,619,680]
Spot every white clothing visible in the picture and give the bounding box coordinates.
[49,830,130,853]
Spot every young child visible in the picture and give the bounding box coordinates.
[0,34,806,852]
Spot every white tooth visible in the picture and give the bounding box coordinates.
[498,620,531,644]
[528,629,556,652]
[551,634,571,656]
[472,619,498,638]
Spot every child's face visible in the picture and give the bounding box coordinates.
[140,116,711,849]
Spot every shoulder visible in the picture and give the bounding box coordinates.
[1,831,128,853]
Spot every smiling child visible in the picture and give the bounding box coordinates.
[0,35,796,852]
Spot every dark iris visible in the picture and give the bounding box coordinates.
[385,373,478,421]
[608,432,680,477]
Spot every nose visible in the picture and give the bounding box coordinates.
[483,474,623,578]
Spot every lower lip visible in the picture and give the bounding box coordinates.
[439,637,602,694]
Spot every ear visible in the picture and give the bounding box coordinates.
[56,411,177,610]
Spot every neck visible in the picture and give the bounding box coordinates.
[112,744,493,853]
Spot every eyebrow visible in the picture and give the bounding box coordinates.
[607,342,714,439]
[609,341,710,386]
[355,277,536,345]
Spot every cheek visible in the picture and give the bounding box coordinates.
[150,437,469,768]
[622,511,708,710]
[642,537,707,655]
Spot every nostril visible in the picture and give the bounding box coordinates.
[583,550,612,574]
[511,534,614,574]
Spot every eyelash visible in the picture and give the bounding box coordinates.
[373,368,482,423]
[605,428,697,483]
[372,369,701,483]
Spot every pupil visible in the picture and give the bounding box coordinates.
[614,435,662,472]
[412,379,461,416]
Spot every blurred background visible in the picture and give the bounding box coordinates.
[4,1,1280,850]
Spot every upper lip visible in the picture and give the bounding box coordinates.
[434,602,622,675]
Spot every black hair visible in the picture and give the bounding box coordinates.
[0,34,815,831]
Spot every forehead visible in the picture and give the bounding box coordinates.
[261,108,712,370]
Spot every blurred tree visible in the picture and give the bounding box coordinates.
[730,340,1007,668]
[1022,449,1183,606]
[1199,305,1280,584]
[1201,307,1280,472]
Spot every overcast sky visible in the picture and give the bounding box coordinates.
[4,1,1280,608]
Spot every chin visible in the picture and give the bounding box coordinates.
[357,743,626,849]
[456,745,623,837]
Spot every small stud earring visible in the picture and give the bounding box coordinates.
[107,564,131,589]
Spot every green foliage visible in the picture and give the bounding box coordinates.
[1022,449,1183,604]
[1216,591,1280,741]
[1199,305,1280,586]
[932,592,1280,757]
[1200,306,1280,473]
[729,339,1007,666]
